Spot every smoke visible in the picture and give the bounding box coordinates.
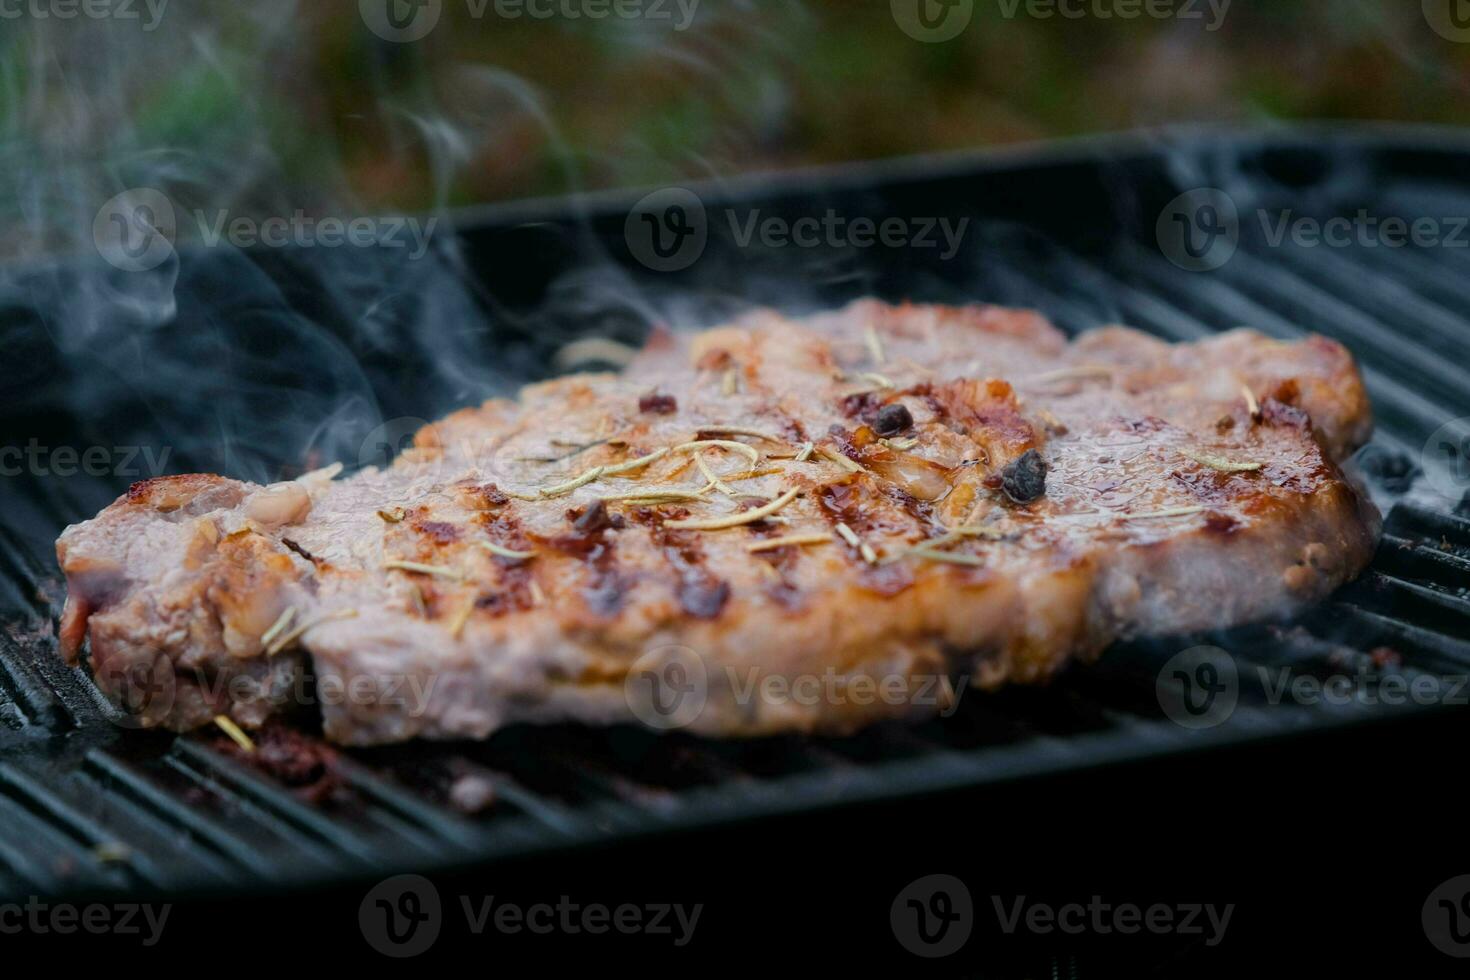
[0,0,835,590]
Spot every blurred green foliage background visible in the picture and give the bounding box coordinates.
[3,0,1470,226]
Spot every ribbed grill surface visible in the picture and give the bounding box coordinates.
[2,132,1467,897]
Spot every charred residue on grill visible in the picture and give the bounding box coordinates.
[208,720,350,806]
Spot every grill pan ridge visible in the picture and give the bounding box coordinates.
[2,126,1469,899]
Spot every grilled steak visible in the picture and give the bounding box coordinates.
[54,302,1380,744]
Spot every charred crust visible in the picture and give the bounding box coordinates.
[638,392,678,415]
[541,512,627,616]
[460,483,510,509]
[1261,397,1310,430]
[569,500,624,534]
[677,573,730,619]
[414,520,461,544]
[839,390,884,423]
[1203,510,1240,534]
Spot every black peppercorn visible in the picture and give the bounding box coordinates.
[873,402,914,436]
[1000,449,1048,503]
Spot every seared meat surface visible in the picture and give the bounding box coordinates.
[55,302,1379,744]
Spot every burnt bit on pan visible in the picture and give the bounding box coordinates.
[208,720,350,806]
